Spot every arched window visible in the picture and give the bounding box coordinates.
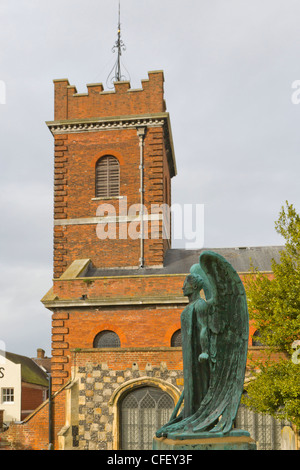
[95,155,120,198]
[171,329,182,347]
[93,330,121,348]
[120,387,174,450]
[252,330,263,346]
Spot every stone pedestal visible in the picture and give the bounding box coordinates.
[153,435,257,451]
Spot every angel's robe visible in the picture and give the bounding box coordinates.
[181,298,210,418]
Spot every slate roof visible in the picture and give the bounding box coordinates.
[0,351,49,387]
[31,356,51,374]
[83,246,283,278]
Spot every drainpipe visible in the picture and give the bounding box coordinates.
[48,373,54,450]
[137,127,146,268]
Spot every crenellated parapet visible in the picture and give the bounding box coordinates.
[53,70,166,121]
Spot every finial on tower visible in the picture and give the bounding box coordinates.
[106,1,130,89]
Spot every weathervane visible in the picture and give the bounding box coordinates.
[106,0,130,89]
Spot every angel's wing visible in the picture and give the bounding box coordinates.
[190,250,249,434]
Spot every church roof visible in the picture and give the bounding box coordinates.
[83,246,283,278]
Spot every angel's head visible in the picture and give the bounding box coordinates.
[183,273,204,297]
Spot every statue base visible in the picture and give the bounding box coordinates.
[153,434,257,451]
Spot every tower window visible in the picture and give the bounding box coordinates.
[93,330,121,348]
[95,155,120,198]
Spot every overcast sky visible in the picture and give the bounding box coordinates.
[0,0,300,357]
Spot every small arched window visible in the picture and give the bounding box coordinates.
[252,330,263,346]
[93,330,121,348]
[171,329,182,347]
[96,155,120,198]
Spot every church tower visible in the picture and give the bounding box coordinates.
[40,6,187,450]
[47,71,176,279]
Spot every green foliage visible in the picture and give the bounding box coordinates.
[246,202,300,353]
[242,360,300,428]
[244,202,300,426]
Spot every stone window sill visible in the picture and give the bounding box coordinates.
[91,196,124,201]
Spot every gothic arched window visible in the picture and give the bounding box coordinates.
[120,387,174,450]
[93,330,121,348]
[95,155,120,198]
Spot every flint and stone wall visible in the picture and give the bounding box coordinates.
[70,349,184,450]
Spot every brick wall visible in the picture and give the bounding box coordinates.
[51,302,183,391]
[4,386,67,450]
[52,273,185,300]
[53,71,166,121]
[21,384,47,420]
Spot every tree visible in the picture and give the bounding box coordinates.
[242,202,300,428]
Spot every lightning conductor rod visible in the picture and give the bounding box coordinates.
[137,127,146,268]
[107,0,129,88]
[115,0,122,81]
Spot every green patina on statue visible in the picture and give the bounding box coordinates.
[156,251,250,440]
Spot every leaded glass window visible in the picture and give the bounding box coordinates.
[120,387,174,450]
[235,403,291,450]
[93,330,121,348]
[171,329,182,347]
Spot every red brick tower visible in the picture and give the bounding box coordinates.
[47,71,176,279]
[43,72,185,395]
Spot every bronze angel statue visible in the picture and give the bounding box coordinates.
[156,251,250,439]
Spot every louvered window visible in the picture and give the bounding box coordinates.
[96,156,120,198]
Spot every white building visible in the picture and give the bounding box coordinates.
[0,351,49,423]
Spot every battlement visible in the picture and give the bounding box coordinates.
[53,70,166,121]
